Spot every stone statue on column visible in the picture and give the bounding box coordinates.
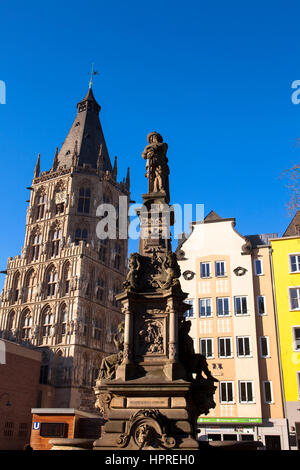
[142,132,170,203]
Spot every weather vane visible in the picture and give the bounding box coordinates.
[89,63,99,89]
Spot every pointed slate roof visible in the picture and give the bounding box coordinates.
[204,210,223,222]
[283,210,300,237]
[56,87,112,171]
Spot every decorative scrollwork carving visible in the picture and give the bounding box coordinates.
[94,392,113,414]
[116,433,130,448]
[115,409,176,450]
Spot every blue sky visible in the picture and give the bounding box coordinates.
[0,0,300,288]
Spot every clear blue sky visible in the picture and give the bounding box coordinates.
[0,0,300,288]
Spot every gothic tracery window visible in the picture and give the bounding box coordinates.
[99,238,108,263]
[113,243,121,270]
[75,228,88,245]
[77,187,91,214]
[6,310,15,339]
[12,271,21,303]
[82,354,89,385]
[31,232,42,261]
[60,304,68,335]
[112,283,121,307]
[36,194,46,220]
[92,318,102,341]
[39,351,50,385]
[42,306,54,337]
[82,311,90,338]
[21,309,32,340]
[50,228,62,257]
[62,261,71,295]
[96,277,105,301]
[46,265,57,297]
[24,269,36,302]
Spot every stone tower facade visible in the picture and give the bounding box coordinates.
[0,87,130,411]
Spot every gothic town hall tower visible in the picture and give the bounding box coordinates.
[0,87,130,411]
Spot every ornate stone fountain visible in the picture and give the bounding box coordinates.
[93,132,217,450]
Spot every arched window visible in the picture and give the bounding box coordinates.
[81,311,90,337]
[92,318,102,340]
[96,277,105,301]
[50,228,62,257]
[46,265,57,297]
[31,232,42,261]
[42,306,54,337]
[75,228,88,245]
[114,243,121,270]
[82,354,89,385]
[112,283,121,307]
[62,262,71,295]
[78,187,91,214]
[24,269,36,302]
[99,238,108,263]
[60,304,68,335]
[92,356,101,384]
[54,350,64,386]
[21,309,32,340]
[6,310,15,339]
[36,194,46,220]
[39,350,50,385]
[12,271,21,303]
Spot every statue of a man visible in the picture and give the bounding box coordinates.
[178,320,218,383]
[98,322,125,380]
[142,132,170,201]
[123,253,141,291]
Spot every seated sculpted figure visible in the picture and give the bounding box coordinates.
[98,322,124,380]
[178,320,218,383]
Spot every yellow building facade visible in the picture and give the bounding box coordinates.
[271,233,300,449]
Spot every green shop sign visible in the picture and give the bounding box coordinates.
[197,418,262,424]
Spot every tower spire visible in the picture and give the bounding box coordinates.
[52,147,59,171]
[54,86,112,172]
[125,167,130,190]
[97,144,104,172]
[112,156,118,180]
[72,140,79,167]
[34,153,40,178]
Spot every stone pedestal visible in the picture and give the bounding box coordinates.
[94,376,214,450]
